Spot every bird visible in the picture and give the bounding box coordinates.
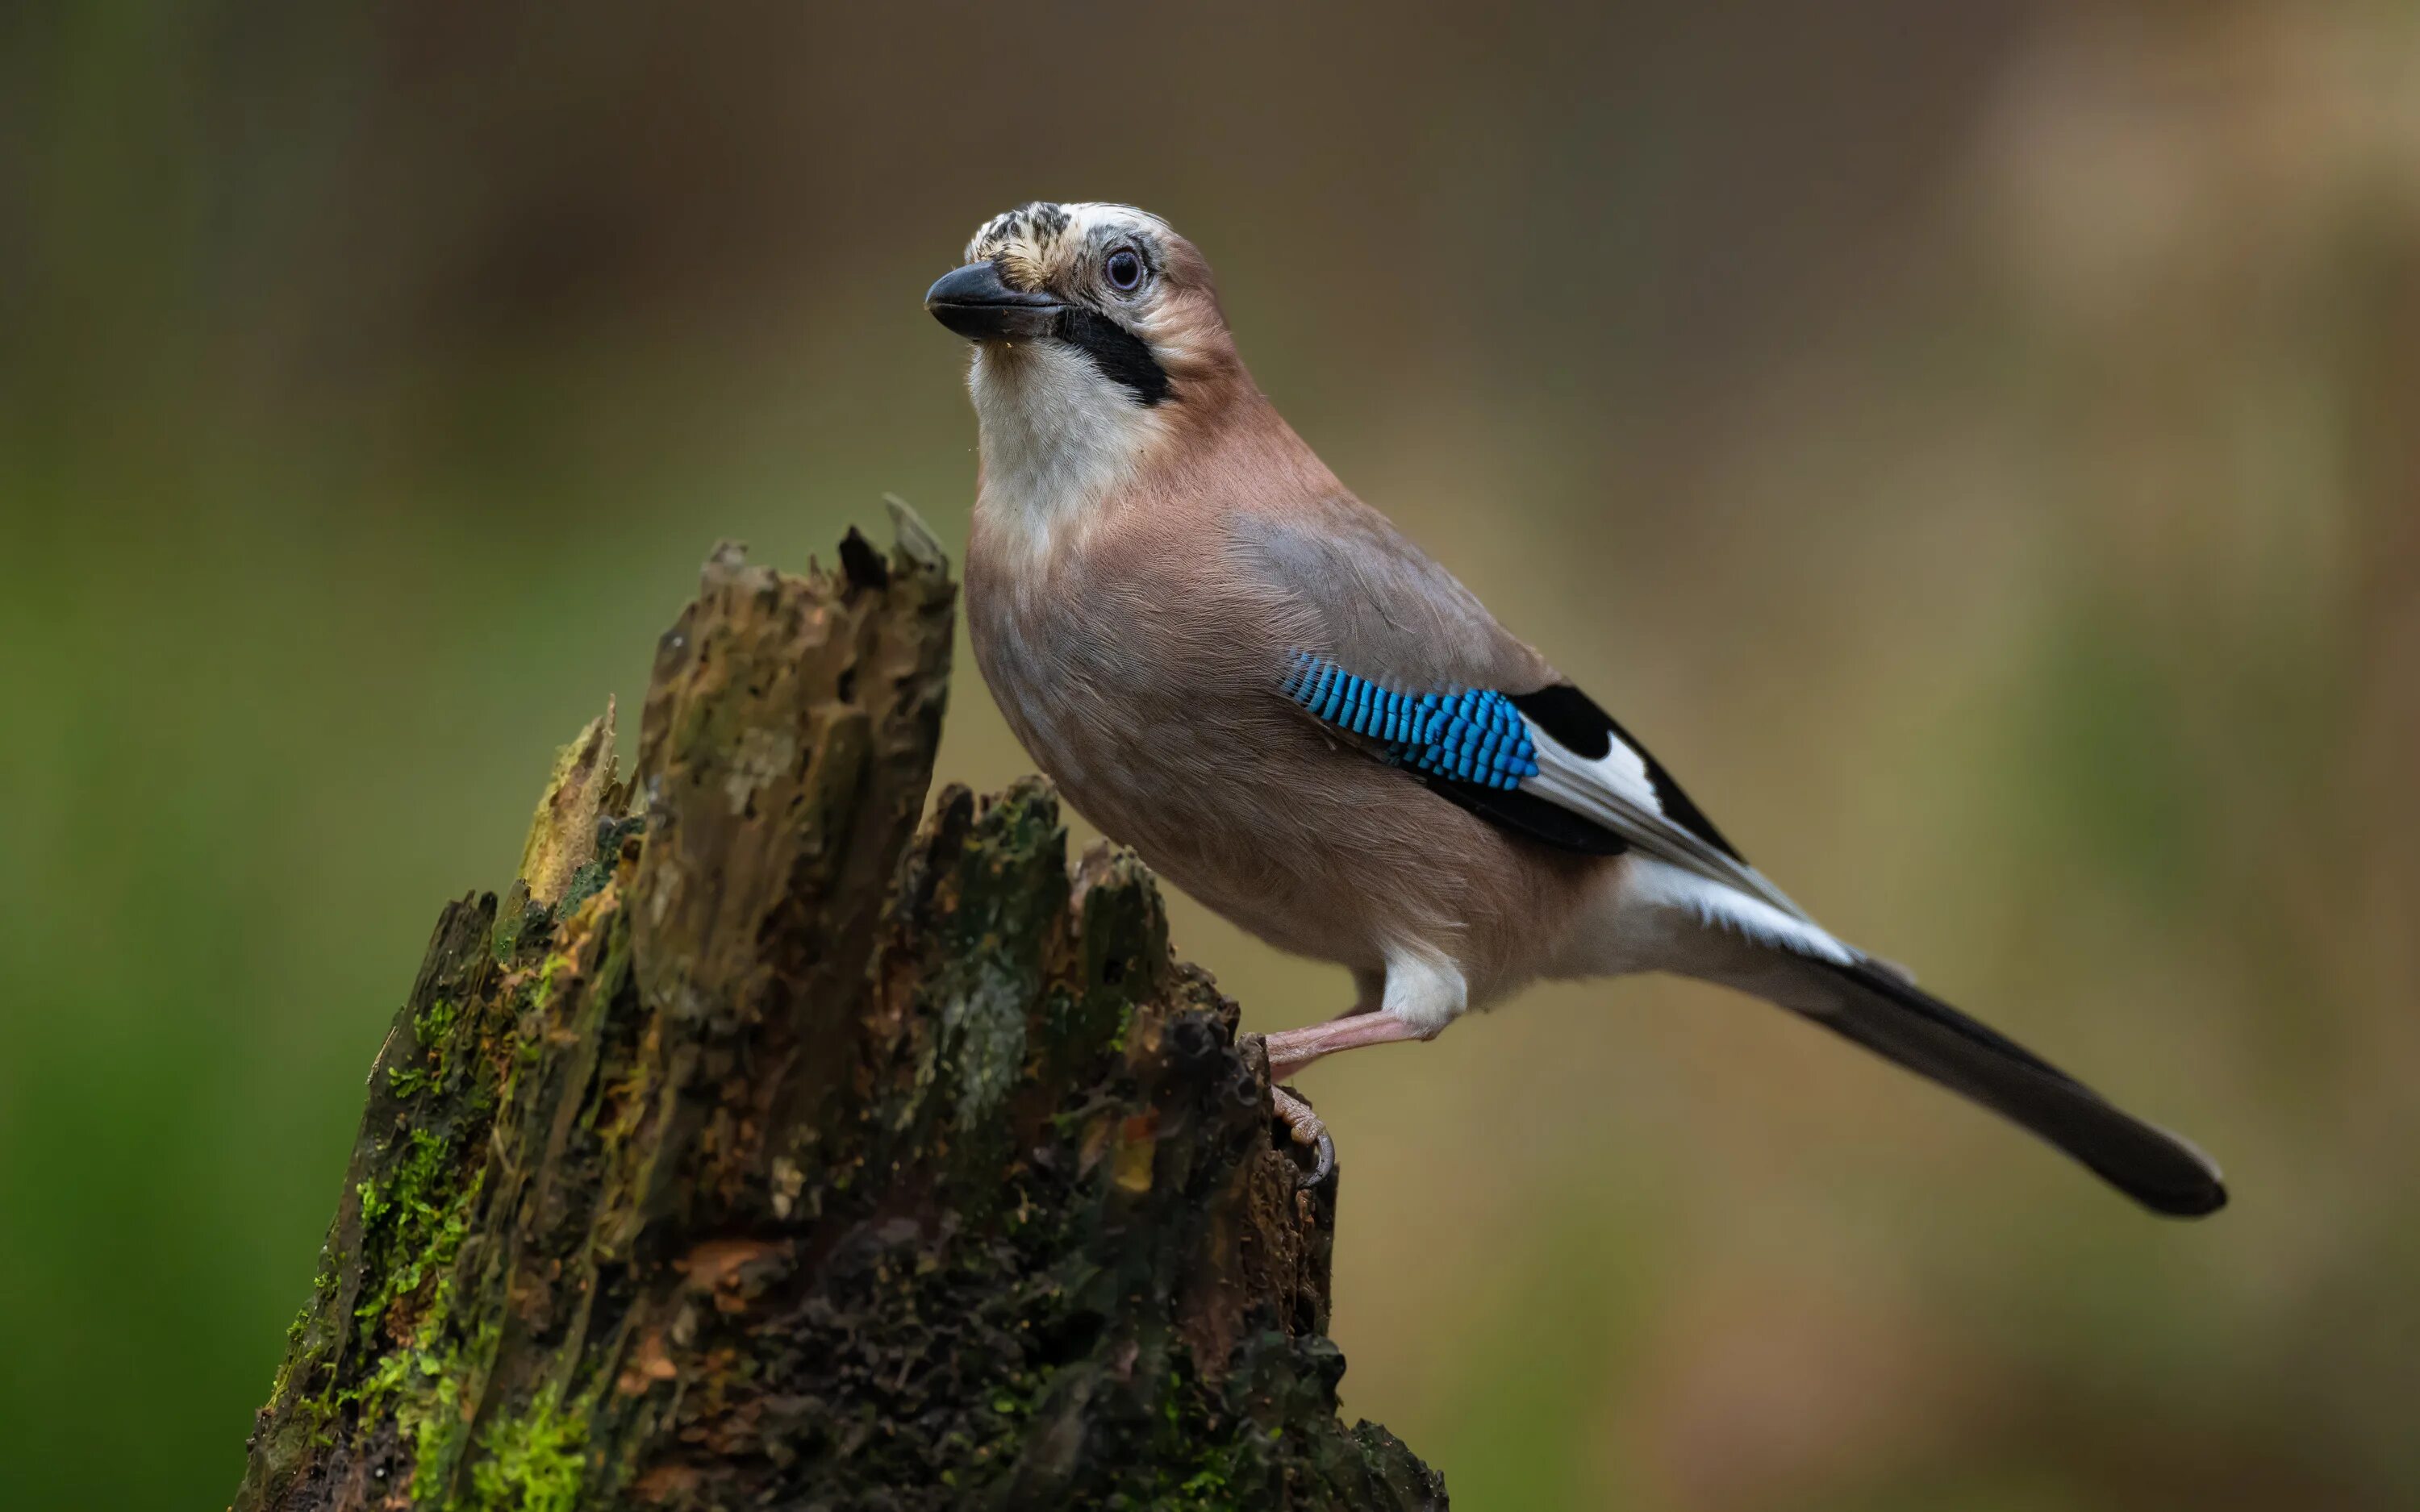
[924,200,2226,1218]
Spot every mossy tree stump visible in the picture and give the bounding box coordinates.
[235,510,1446,1511]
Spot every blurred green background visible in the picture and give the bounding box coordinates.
[5,2,2417,1507]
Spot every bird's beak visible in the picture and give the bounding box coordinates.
[924,261,1064,341]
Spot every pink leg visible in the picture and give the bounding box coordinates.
[1264,1011,1429,1081]
[1262,958,1461,1185]
[1260,1013,1426,1189]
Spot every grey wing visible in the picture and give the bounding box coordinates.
[1228,502,1814,923]
[1226,502,1549,692]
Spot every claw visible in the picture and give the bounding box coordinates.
[1270,1085,1336,1189]
[1300,1125,1335,1189]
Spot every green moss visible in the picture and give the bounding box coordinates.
[389,1064,435,1099]
[553,859,612,917]
[382,995,465,1103]
[539,948,586,1007]
[1143,1379,1253,1511]
[1170,1447,1245,1511]
[266,1262,338,1406]
[354,1128,481,1346]
[551,817,639,921]
[246,760,1447,1511]
[466,1386,589,1512]
[290,1322,486,1505]
[417,996,461,1045]
[402,1361,465,1497]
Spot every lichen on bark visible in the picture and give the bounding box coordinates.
[235,510,1446,1511]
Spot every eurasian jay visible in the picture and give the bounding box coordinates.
[925,201,2225,1217]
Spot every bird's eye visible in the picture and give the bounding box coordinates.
[1104,248,1145,293]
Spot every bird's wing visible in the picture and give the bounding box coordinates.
[1229,504,1812,923]
[1230,506,2230,1219]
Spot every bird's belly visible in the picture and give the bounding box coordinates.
[1025,709,1377,964]
[981,673,1367,966]
[966,574,1596,991]
[1001,693,1592,993]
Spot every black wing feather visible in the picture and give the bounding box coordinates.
[1508,683,1745,862]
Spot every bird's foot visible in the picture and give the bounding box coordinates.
[1270,1085,1335,1189]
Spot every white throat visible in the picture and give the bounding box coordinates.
[970,342,1165,560]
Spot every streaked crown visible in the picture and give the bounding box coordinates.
[964,202,1176,294]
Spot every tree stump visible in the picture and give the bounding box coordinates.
[234,506,1447,1511]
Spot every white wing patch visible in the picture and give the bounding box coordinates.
[1621,857,1855,964]
[1519,718,1816,924]
[1538,718,1659,810]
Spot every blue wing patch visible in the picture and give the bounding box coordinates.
[1280,652,1542,791]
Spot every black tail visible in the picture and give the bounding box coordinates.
[1802,959,2226,1218]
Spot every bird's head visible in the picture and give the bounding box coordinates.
[926,205,1249,512]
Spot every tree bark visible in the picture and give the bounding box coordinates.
[235,506,1446,1512]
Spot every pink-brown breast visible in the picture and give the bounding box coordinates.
[963,445,1596,1002]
